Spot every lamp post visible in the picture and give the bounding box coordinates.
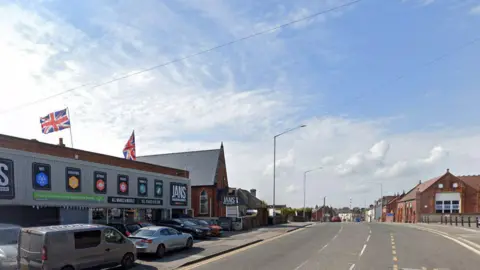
[273,124,306,224]
[303,166,323,219]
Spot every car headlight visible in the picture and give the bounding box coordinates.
[195,229,202,233]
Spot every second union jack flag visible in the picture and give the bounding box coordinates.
[123,131,136,161]
[40,108,71,134]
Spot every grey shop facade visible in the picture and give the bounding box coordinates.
[0,135,191,227]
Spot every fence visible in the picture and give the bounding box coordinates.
[421,214,480,228]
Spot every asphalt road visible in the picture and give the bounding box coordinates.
[182,222,480,270]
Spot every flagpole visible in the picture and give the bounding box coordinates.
[66,107,74,148]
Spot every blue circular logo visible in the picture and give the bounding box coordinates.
[36,172,49,187]
[139,184,146,194]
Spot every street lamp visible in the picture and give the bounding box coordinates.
[272,124,306,223]
[303,166,323,219]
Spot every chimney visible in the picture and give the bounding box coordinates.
[250,189,257,197]
[58,138,65,147]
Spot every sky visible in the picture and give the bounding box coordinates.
[1,0,480,208]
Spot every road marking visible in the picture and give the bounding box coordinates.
[393,256,398,262]
[179,224,314,269]
[293,260,308,270]
[366,234,371,242]
[318,243,329,253]
[348,263,355,270]
[422,267,427,270]
[412,226,480,256]
[393,265,398,270]
[359,244,367,257]
[390,233,398,268]
[392,250,396,255]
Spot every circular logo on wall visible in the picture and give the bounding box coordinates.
[36,172,49,187]
[96,179,105,191]
[120,182,128,193]
[68,176,79,189]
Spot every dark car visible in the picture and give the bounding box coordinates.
[157,219,211,239]
[106,223,142,237]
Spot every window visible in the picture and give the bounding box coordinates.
[452,200,460,213]
[74,230,101,249]
[443,201,451,214]
[160,229,169,236]
[104,228,124,244]
[435,201,443,214]
[167,228,179,235]
[200,190,208,214]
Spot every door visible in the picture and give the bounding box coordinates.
[159,229,175,250]
[103,228,127,265]
[166,228,183,248]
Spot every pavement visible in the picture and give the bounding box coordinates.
[130,222,314,270]
[173,222,480,270]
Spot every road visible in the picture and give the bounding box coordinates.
[180,222,480,270]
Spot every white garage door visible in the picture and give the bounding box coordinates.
[435,193,461,214]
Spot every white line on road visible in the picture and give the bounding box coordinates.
[359,244,367,257]
[293,260,309,270]
[349,263,355,270]
[318,243,329,253]
[366,234,371,242]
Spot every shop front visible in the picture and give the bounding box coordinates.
[0,137,191,227]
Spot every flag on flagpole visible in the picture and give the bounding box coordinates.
[123,131,136,160]
[40,108,71,134]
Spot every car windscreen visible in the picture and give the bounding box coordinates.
[0,227,21,245]
[132,229,156,237]
[182,220,197,226]
[195,220,209,225]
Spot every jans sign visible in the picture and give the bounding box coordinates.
[170,183,187,206]
[107,196,163,205]
[223,196,239,206]
[0,158,14,199]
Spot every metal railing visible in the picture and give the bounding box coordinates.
[421,215,479,228]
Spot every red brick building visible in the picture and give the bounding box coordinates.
[138,143,229,217]
[397,169,480,223]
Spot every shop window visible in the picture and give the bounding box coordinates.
[74,230,101,249]
[200,190,208,214]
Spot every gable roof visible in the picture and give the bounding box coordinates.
[137,149,221,186]
[399,175,443,202]
[236,188,266,209]
[457,175,480,191]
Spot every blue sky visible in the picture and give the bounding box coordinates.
[1,0,480,207]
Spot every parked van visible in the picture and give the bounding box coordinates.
[18,224,136,270]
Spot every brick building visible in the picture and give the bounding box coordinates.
[138,143,229,217]
[397,169,480,223]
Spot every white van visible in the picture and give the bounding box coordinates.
[18,224,136,270]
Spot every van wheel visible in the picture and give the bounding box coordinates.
[156,244,166,258]
[186,238,193,249]
[61,266,74,270]
[121,253,135,269]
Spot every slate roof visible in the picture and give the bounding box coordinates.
[236,188,266,209]
[457,175,480,191]
[137,148,221,186]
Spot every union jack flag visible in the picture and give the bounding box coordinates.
[40,108,71,134]
[123,131,136,160]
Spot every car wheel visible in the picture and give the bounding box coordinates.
[156,244,166,258]
[186,237,193,249]
[121,253,135,269]
[61,266,74,270]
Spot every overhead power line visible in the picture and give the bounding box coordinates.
[0,0,362,115]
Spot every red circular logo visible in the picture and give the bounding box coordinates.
[120,182,127,193]
[96,180,105,191]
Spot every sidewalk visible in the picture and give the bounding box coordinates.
[134,222,314,270]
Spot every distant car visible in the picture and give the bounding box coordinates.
[189,219,223,237]
[0,224,21,270]
[129,226,193,258]
[331,216,341,222]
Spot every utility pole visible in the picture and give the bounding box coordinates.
[322,196,326,222]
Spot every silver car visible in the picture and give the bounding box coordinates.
[129,226,193,258]
[0,224,21,270]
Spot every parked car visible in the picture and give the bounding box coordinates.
[17,224,136,270]
[157,219,211,239]
[136,222,154,228]
[189,219,223,237]
[0,224,21,270]
[217,217,233,231]
[106,223,142,237]
[129,226,193,258]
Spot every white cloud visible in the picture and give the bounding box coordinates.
[470,5,480,15]
[285,184,300,194]
[335,140,390,176]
